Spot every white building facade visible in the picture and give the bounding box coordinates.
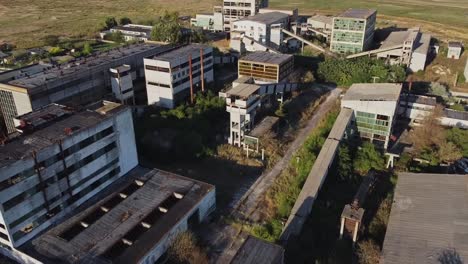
[0,101,138,253]
[223,0,268,31]
[144,44,214,109]
[341,83,402,149]
[110,65,135,104]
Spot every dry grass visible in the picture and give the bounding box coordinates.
[2,0,467,48]
[168,231,209,264]
[0,0,217,48]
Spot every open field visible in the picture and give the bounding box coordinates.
[1,0,468,48]
[270,0,468,42]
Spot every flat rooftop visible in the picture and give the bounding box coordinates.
[401,94,436,106]
[342,83,403,101]
[149,44,211,61]
[445,108,468,121]
[381,173,468,264]
[226,82,261,99]
[5,44,174,90]
[448,41,463,48]
[0,101,125,169]
[230,236,284,264]
[308,14,333,25]
[337,8,376,19]
[240,51,293,65]
[238,12,289,25]
[26,167,214,264]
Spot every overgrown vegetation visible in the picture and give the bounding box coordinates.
[247,106,341,242]
[408,105,463,165]
[168,231,208,264]
[136,91,227,162]
[317,57,406,87]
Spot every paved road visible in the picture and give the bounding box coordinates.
[203,86,342,264]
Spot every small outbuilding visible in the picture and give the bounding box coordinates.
[447,41,463,59]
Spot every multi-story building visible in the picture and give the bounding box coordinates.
[376,28,431,72]
[26,168,216,264]
[307,15,333,38]
[100,24,153,42]
[223,0,269,31]
[0,101,138,253]
[331,9,377,54]
[238,52,294,84]
[447,41,463,59]
[0,44,176,135]
[110,65,135,105]
[144,44,214,109]
[191,6,224,32]
[230,12,290,52]
[341,83,402,149]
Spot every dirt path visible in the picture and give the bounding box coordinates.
[199,86,342,264]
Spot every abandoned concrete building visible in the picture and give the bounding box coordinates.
[341,83,403,149]
[330,9,377,54]
[25,168,215,264]
[447,41,463,59]
[238,52,294,84]
[0,101,138,258]
[0,44,175,135]
[144,44,214,109]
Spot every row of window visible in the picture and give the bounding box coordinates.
[0,127,114,194]
[223,1,252,7]
[173,66,213,87]
[12,167,121,242]
[2,141,117,213]
[148,82,170,88]
[7,158,120,230]
[38,126,114,169]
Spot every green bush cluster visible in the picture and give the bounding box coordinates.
[317,57,406,87]
[136,91,227,162]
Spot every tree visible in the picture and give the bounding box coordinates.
[336,144,353,180]
[43,35,60,46]
[302,70,315,83]
[151,11,183,44]
[104,17,118,30]
[410,105,463,164]
[353,142,385,176]
[447,127,468,157]
[190,28,207,43]
[428,82,449,99]
[438,142,462,164]
[409,104,446,153]
[317,57,406,87]
[119,17,132,25]
[82,42,93,56]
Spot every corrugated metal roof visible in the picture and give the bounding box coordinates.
[381,173,468,264]
[230,236,284,264]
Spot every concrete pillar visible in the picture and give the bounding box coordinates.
[339,217,345,239]
[352,220,359,243]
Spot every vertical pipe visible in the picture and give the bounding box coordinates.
[189,54,194,104]
[200,48,205,92]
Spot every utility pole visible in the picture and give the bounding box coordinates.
[189,54,194,104]
[200,48,205,92]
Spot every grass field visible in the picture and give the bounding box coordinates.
[0,0,467,48]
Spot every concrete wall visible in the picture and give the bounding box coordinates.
[0,107,138,248]
[447,47,462,59]
[409,52,428,72]
[145,47,214,109]
[137,187,216,264]
[464,58,468,82]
